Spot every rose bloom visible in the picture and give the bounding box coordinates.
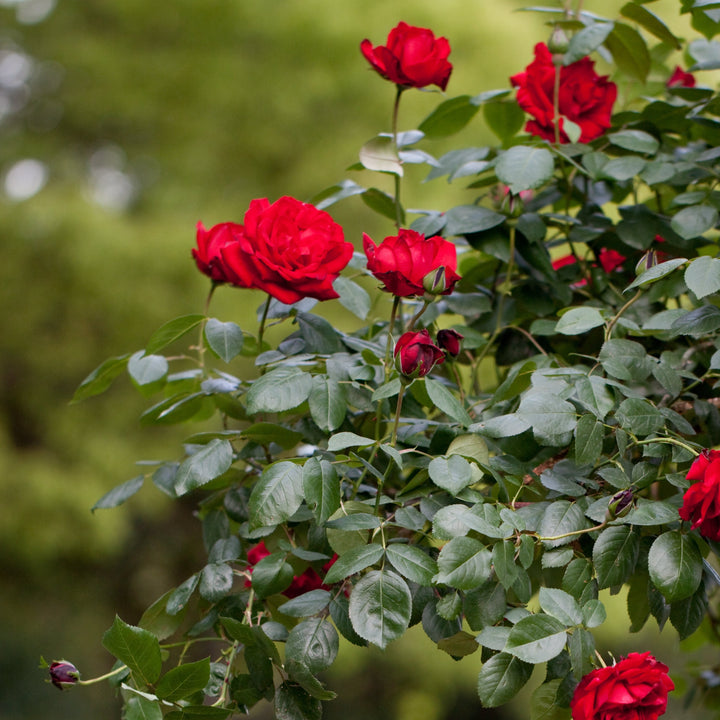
[436,328,464,357]
[597,248,626,273]
[245,541,337,599]
[679,449,720,541]
[570,652,674,720]
[363,229,460,297]
[667,66,695,88]
[192,221,240,284]
[361,22,452,91]
[219,196,353,304]
[510,42,617,143]
[394,329,445,379]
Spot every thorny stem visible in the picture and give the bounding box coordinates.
[212,641,240,708]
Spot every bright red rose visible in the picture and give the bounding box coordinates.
[570,652,674,720]
[597,248,626,273]
[436,328,464,357]
[245,541,337,598]
[679,449,720,541]
[510,43,617,143]
[361,22,452,91]
[394,329,445,379]
[192,221,240,283]
[220,196,353,305]
[667,66,695,88]
[363,229,460,298]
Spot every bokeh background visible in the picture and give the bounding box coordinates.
[0,1,707,718]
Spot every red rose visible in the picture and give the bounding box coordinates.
[245,541,337,598]
[667,66,695,88]
[394,329,445,379]
[192,221,240,284]
[436,328,464,357]
[570,652,674,720]
[510,43,617,143]
[363,229,460,298]
[597,248,626,273]
[360,22,452,91]
[679,449,720,541]
[220,196,353,304]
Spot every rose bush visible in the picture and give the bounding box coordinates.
[51,2,720,719]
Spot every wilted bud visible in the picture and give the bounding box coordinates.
[607,489,634,520]
[49,660,80,691]
[436,328,464,358]
[423,266,448,295]
[394,329,445,379]
[547,25,570,55]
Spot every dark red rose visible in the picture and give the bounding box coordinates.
[220,196,353,304]
[597,248,626,273]
[510,43,617,143]
[245,541,337,598]
[361,22,452,91]
[570,652,674,720]
[436,328,464,357]
[394,329,445,379]
[49,660,80,691]
[363,229,460,298]
[192,221,240,283]
[667,66,695,88]
[679,449,720,541]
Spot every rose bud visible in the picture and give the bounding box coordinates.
[436,329,464,358]
[606,489,634,520]
[394,329,445,379]
[49,660,80,690]
[547,26,569,55]
[423,266,448,296]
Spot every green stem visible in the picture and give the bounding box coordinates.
[392,86,404,230]
[406,299,431,332]
[197,284,217,370]
[77,664,128,686]
[604,289,642,342]
[391,384,406,447]
[212,641,240,707]
[495,223,517,335]
[553,57,562,146]
[538,520,606,543]
[630,437,700,457]
[257,294,272,351]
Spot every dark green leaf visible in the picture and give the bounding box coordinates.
[125,696,162,720]
[362,187,404,223]
[565,22,614,64]
[685,255,720,299]
[324,544,385,584]
[555,307,605,335]
[496,146,555,194]
[418,95,480,139]
[540,502,588,549]
[505,614,567,663]
[493,540,520,590]
[308,376,347,432]
[434,536,493,590]
[156,658,211,702]
[146,314,206,354]
[248,461,304,530]
[92,475,144,512]
[477,653,533,708]
[538,587,582,627]
[593,526,639,589]
[386,544,437,586]
[672,304,720,335]
[278,590,332,618]
[166,574,199,616]
[205,319,244,362]
[648,531,703,602]
[285,618,338,673]
[284,659,337,701]
[606,22,650,81]
[275,683,322,720]
[620,2,681,48]
[483,101,525,141]
[296,312,343,354]
[333,276,371,320]
[246,366,313,414]
[671,205,718,240]
[574,414,603,467]
[102,615,162,686]
[72,354,130,403]
[425,377,472,426]
[199,563,233,602]
[302,457,341,525]
[569,628,595,681]
[242,422,303,450]
[608,129,659,155]
[615,398,664,437]
[174,439,233,496]
[624,258,687,292]
[428,454,474,495]
[444,205,505,236]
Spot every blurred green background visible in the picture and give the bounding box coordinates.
[0,1,705,718]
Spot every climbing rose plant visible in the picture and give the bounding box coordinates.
[49,3,720,719]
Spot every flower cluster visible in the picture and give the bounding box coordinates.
[679,449,720,541]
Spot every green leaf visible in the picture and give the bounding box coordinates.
[599,339,652,382]
[574,414,603,467]
[569,628,596,681]
[428,454,474,495]
[685,255,720,299]
[434,536,493,590]
[386,544,437,586]
[620,2,681,48]
[205,319,244,362]
[671,205,718,240]
[530,679,567,720]
[471,414,531,438]
[358,135,402,176]
[166,574,199,616]
[72,353,130,403]
[418,95,480,139]
[606,22,650,81]
[333,275,371,320]
[248,461,304,529]
[601,156,646,181]
[495,145,555,194]
[242,422,303,450]
[669,584,708,640]
[608,130,659,155]
[493,540,520,590]
[125,696,162,720]
[615,398,664,437]
[348,569,412,649]
[483,101,525,141]
[505,614,567,664]
[593,525,639,589]
[448,434,490,464]
[296,312,343,354]
[250,553,294,598]
[648,531,703,602]
[517,393,577,439]
[285,618,338,673]
[362,187,404,223]
[582,599,607,628]
[327,432,375,452]
[146,314,206,354]
[308,376,347,432]
[199,563,233,602]
[174,439,233,496]
[372,378,402,402]
[323,544,385,584]
[477,653,533,708]
[540,501,588,549]
[156,658,211,702]
[538,587,582,627]
[102,615,162,686]
[555,307,605,335]
[275,683,322,720]
[246,366,313,414]
[302,457,341,525]
[284,660,337,701]
[425,377,472,426]
[565,22,614,64]
[672,304,720,335]
[278,590,332,618]
[624,258,687,291]
[444,205,505,236]
[128,351,169,386]
[92,475,144,512]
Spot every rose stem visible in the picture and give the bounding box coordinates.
[392,85,404,230]
[391,383,406,447]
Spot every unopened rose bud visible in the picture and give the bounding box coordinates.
[607,490,634,520]
[394,329,445,379]
[547,26,569,55]
[635,250,658,275]
[423,266,448,295]
[436,329,464,358]
[49,660,80,691]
